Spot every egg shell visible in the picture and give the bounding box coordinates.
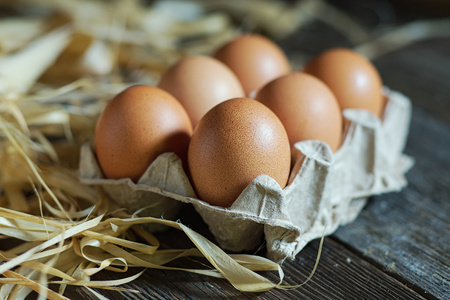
[188,97,291,207]
[158,55,245,127]
[256,72,343,153]
[213,34,291,96]
[95,85,193,182]
[303,48,384,117]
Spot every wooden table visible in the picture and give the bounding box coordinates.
[66,2,449,299]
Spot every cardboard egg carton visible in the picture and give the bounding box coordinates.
[79,88,413,262]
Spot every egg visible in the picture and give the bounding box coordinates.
[213,34,291,96]
[188,97,291,207]
[158,55,245,127]
[303,48,384,117]
[256,72,342,153]
[95,85,193,182]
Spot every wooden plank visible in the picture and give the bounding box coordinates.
[375,39,450,125]
[333,90,450,298]
[64,236,425,299]
[333,38,450,299]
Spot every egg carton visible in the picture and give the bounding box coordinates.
[79,87,413,262]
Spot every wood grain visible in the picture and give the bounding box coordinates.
[334,106,450,300]
[333,41,450,299]
[375,39,450,125]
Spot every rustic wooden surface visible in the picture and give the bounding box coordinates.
[62,1,449,299]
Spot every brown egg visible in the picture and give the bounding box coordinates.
[256,72,342,153]
[303,48,384,117]
[188,97,291,207]
[213,34,291,96]
[158,56,245,127]
[95,85,193,182]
